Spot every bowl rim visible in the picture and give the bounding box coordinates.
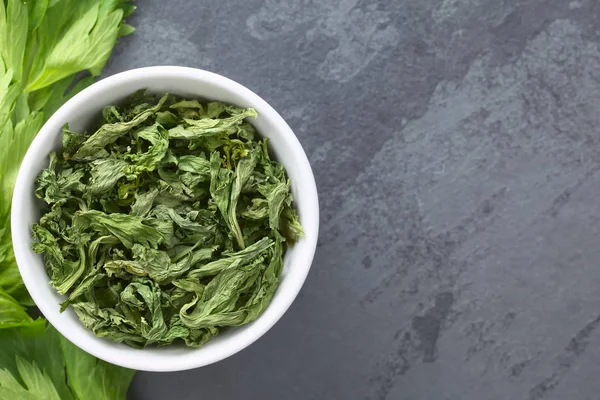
[11,66,319,371]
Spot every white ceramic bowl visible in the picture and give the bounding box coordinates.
[11,66,319,371]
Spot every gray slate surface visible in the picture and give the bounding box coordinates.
[107,1,600,399]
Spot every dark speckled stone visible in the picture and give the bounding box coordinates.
[112,1,600,399]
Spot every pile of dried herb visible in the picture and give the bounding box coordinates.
[31,91,303,348]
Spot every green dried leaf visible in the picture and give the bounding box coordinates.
[72,210,169,249]
[88,158,128,195]
[31,93,303,348]
[72,94,168,161]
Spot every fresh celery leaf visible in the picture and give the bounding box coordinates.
[0,290,42,329]
[1,113,44,215]
[0,324,134,400]
[0,325,74,400]
[0,0,135,309]
[119,22,135,37]
[12,356,62,400]
[26,1,128,91]
[0,0,28,83]
[0,66,20,129]
[33,74,96,117]
[26,0,49,33]
[60,332,136,400]
[0,113,44,305]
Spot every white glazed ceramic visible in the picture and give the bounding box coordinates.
[11,66,319,372]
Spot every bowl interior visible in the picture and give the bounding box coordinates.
[11,67,318,371]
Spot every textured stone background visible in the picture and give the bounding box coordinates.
[108,1,600,399]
